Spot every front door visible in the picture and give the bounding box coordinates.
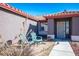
[57,21,65,39]
[55,19,71,40]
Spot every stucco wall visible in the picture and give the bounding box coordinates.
[71,17,79,41]
[48,19,54,39]
[0,9,25,41]
[0,8,37,42]
[24,19,37,34]
[72,17,79,35]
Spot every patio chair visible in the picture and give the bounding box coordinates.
[18,32,34,46]
[26,36,35,46]
[26,29,43,45]
[30,31,42,44]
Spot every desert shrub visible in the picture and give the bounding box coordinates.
[20,44,33,56]
[0,43,32,56]
[7,40,12,45]
[18,40,23,44]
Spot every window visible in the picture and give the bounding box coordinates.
[66,21,69,34]
[40,22,47,31]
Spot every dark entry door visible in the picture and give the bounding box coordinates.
[56,21,65,39]
[55,19,70,40]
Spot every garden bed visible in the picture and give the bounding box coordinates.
[0,42,54,56]
[70,42,79,56]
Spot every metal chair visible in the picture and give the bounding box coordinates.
[30,31,42,44]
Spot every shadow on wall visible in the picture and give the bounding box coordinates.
[26,24,37,41]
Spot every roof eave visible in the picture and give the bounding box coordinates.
[44,13,79,19]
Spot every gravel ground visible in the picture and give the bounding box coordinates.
[0,42,55,56]
[70,42,79,56]
[29,42,55,56]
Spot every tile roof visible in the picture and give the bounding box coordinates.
[0,3,46,21]
[44,10,79,19]
[1,3,79,22]
[0,3,29,17]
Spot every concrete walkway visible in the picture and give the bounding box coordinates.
[49,42,75,56]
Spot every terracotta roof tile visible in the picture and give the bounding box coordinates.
[44,11,79,19]
[0,3,46,21]
[0,3,28,17]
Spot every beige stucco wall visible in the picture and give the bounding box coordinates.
[0,9,26,42]
[0,8,37,43]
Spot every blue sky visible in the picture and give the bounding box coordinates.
[8,3,79,16]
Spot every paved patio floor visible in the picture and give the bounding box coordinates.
[49,42,75,56]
